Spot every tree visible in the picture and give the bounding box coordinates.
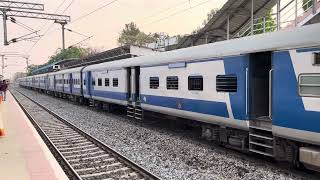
[118,22,157,46]
[202,8,219,26]
[192,8,218,34]
[28,46,99,75]
[253,10,276,35]
[27,64,38,75]
[48,46,90,64]
[303,0,313,11]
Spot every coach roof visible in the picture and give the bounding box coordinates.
[85,23,320,71]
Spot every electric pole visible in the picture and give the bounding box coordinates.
[55,20,68,50]
[0,1,70,47]
[2,10,8,45]
[24,56,29,74]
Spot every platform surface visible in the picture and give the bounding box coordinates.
[0,91,68,180]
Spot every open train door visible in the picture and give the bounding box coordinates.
[248,51,274,157]
[126,67,132,101]
[87,71,93,97]
[69,73,73,94]
[127,66,142,120]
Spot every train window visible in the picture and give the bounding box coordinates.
[314,53,320,65]
[188,76,203,91]
[299,74,320,97]
[92,78,96,86]
[150,77,159,89]
[167,76,179,90]
[84,80,86,85]
[216,75,237,92]
[105,78,110,87]
[98,78,102,86]
[113,78,118,87]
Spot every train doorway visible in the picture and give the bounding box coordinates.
[249,52,272,121]
[135,66,140,101]
[127,67,132,100]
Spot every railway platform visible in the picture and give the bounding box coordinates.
[0,91,68,180]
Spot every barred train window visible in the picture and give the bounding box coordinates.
[188,76,203,91]
[105,78,110,87]
[314,53,320,65]
[299,74,320,97]
[216,75,237,92]
[113,78,118,87]
[150,77,159,89]
[167,76,179,90]
[98,78,102,86]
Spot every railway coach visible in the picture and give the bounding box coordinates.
[19,23,320,172]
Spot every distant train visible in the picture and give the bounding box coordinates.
[19,23,320,172]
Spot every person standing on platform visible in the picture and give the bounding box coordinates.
[0,81,3,102]
[1,80,8,101]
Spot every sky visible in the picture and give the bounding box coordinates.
[0,0,227,79]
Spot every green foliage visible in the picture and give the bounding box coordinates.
[48,46,89,64]
[192,8,218,34]
[202,8,219,26]
[28,46,98,75]
[27,64,38,75]
[253,10,276,35]
[118,22,157,46]
[303,0,313,11]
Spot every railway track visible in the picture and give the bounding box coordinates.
[11,88,160,180]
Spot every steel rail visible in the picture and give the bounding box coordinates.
[10,89,81,180]
[11,88,160,180]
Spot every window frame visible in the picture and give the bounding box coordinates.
[113,78,119,87]
[166,76,179,90]
[313,53,320,66]
[298,73,320,97]
[188,75,203,91]
[216,74,238,93]
[92,78,96,86]
[149,77,159,89]
[98,78,102,86]
[105,78,110,87]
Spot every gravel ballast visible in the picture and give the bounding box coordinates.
[11,87,319,180]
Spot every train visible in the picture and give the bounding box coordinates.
[18,23,320,172]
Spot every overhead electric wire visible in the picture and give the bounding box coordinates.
[10,31,40,41]
[65,28,90,38]
[11,35,43,44]
[26,0,72,54]
[69,36,93,47]
[139,0,193,22]
[142,0,212,27]
[65,27,93,47]
[61,0,75,13]
[9,17,38,33]
[69,0,120,25]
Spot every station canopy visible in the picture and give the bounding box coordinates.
[176,0,277,49]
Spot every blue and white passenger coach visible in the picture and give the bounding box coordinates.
[19,23,320,171]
